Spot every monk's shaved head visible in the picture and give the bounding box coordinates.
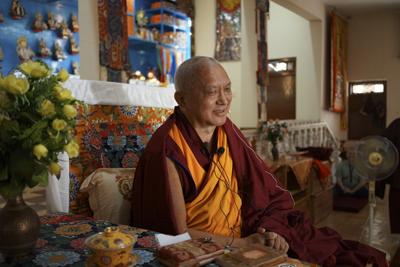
[174,56,222,93]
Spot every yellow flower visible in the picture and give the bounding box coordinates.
[0,75,29,95]
[64,140,79,158]
[54,85,73,100]
[52,119,67,131]
[63,104,77,119]
[49,162,62,177]
[57,69,69,82]
[39,99,56,117]
[33,144,48,160]
[20,61,51,78]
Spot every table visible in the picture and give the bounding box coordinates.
[0,213,318,267]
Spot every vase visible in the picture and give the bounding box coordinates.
[271,143,279,161]
[0,192,41,259]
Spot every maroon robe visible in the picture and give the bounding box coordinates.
[131,107,387,267]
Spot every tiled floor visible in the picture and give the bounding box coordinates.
[1,185,399,261]
[317,190,400,261]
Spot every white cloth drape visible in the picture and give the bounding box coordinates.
[45,78,176,212]
[46,152,70,212]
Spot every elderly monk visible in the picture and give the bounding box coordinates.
[131,56,387,266]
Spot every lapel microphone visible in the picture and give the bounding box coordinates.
[216,147,225,156]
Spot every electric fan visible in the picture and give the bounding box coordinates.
[351,136,399,244]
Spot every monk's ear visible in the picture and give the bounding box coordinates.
[175,91,185,106]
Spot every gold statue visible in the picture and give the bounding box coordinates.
[54,41,66,61]
[69,36,79,54]
[59,21,69,39]
[47,12,57,30]
[38,39,52,58]
[33,12,48,32]
[72,62,79,76]
[10,0,26,20]
[16,36,35,62]
[70,15,79,32]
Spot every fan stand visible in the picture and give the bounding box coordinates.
[367,180,376,244]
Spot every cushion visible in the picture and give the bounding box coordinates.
[80,168,135,224]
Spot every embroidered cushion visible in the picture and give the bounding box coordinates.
[80,168,134,224]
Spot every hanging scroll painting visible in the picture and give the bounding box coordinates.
[330,12,348,113]
[215,0,241,61]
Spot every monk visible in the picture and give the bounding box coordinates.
[376,118,400,234]
[131,56,387,266]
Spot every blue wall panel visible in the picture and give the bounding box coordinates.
[0,0,78,76]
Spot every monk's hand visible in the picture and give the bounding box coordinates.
[257,227,289,253]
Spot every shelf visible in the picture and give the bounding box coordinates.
[145,8,188,19]
[128,36,185,51]
[147,23,186,32]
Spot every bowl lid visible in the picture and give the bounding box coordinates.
[85,226,136,250]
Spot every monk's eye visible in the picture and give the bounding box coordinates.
[207,90,217,96]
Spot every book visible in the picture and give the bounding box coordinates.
[215,244,287,267]
[156,238,225,267]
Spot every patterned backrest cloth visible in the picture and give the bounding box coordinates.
[70,104,173,216]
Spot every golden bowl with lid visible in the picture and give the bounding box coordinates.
[85,226,138,267]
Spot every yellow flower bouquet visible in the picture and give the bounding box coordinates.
[0,61,80,199]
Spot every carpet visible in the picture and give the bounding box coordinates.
[333,195,368,212]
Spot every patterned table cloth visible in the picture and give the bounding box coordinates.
[0,213,317,267]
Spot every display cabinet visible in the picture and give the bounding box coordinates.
[0,0,79,76]
[127,0,191,83]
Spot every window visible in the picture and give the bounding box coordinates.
[350,81,385,95]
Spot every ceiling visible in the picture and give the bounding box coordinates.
[321,0,400,16]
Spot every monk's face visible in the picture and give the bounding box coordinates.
[181,63,232,128]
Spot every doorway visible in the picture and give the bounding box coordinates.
[348,81,386,139]
[267,57,296,120]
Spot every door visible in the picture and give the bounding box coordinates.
[267,58,296,120]
[348,81,386,139]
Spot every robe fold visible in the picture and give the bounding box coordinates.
[132,107,387,267]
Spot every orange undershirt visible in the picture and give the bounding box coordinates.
[169,124,242,237]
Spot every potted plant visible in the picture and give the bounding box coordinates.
[260,120,288,161]
[0,61,80,258]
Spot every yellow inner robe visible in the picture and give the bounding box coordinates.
[169,124,242,237]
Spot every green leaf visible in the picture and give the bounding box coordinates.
[31,168,48,187]
[19,120,47,139]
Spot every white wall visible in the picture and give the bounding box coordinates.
[78,0,100,80]
[194,0,257,128]
[272,0,345,140]
[268,2,320,120]
[347,12,400,126]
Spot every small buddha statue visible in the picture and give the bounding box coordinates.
[10,0,25,20]
[72,62,79,76]
[128,70,142,84]
[69,36,79,54]
[38,39,52,58]
[146,70,160,86]
[54,41,66,61]
[33,13,48,32]
[16,36,35,62]
[70,15,79,32]
[0,10,4,23]
[47,12,57,30]
[59,21,69,39]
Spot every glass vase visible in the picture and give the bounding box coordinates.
[0,191,41,259]
[271,142,279,161]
